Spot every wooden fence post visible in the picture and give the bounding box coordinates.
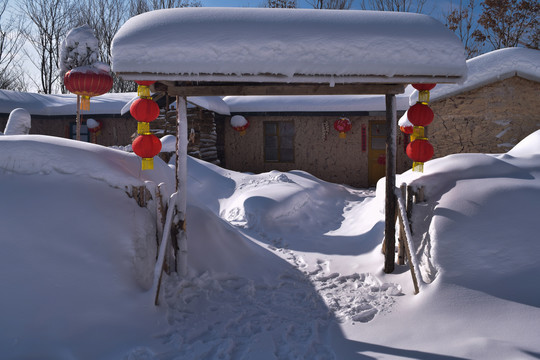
[397,184,406,265]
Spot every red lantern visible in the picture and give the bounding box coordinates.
[231,115,249,136]
[334,117,352,139]
[132,134,162,170]
[406,139,434,163]
[400,125,414,134]
[407,103,434,127]
[130,98,160,123]
[412,83,436,91]
[64,68,113,110]
[135,81,155,86]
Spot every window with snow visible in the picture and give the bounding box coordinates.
[264,121,294,163]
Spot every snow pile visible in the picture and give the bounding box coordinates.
[410,47,540,102]
[3,108,31,135]
[59,24,100,74]
[1,129,540,359]
[112,8,466,83]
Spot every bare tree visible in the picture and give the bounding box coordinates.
[444,0,484,58]
[264,0,297,8]
[20,0,75,94]
[476,0,539,50]
[307,0,354,9]
[358,0,427,12]
[129,0,201,15]
[0,0,26,90]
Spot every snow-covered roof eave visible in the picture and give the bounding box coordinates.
[112,7,467,86]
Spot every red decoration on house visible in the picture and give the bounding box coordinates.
[132,134,162,170]
[135,80,156,86]
[400,125,414,134]
[64,68,113,110]
[231,117,249,136]
[88,120,102,133]
[334,117,352,139]
[130,98,160,123]
[407,103,434,127]
[412,83,436,91]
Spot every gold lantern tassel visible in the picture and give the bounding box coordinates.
[412,162,424,172]
[137,122,150,135]
[339,132,346,139]
[418,90,430,104]
[141,158,154,170]
[138,85,151,98]
[80,96,91,111]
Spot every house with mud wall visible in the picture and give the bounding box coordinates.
[407,48,540,159]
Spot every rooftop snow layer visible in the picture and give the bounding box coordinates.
[0,90,136,116]
[410,47,540,103]
[111,7,467,84]
[224,86,415,113]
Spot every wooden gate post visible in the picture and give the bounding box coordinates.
[384,94,397,273]
[173,96,189,277]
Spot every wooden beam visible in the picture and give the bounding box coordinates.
[153,81,406,96]
[384,94,397,274]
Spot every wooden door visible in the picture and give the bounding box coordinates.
[368,121,387,186]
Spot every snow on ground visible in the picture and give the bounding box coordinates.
[1,131,540,359]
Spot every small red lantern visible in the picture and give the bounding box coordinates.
[130,98,160,123]
[231,115,249,136]
[407,138,434,163]
[407,103,434,127]
[412,83,436,91]
[132,134,162,170]
[334,117,352,139]
[64,67,113,110]
[400,125,414,134]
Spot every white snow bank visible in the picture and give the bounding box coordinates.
[410,47,540,103]
[224,85,414,113]
[0,89,136,116]
[112,8,466,83]
[3,108,31,135]
[0,135,174,190]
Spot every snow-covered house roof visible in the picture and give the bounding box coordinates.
[111,7,467,85]
[410,47,540,103]
[0,90,136,116]
[224,86,415,113]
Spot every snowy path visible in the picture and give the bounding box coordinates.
[157,177,404,359]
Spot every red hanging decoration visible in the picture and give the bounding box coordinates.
[400,125,414,134]
[132,134,162,170]
[64,68,113,110]
[231,115,249,136]
[412,83,436,91]
[130,98,160,123]
[406,138,434,172]
[407,103,434,127]
[334,117,352,139]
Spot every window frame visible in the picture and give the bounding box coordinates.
[263,121,295,163]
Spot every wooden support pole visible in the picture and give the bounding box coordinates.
[175,96,188,277]
[384,94,397,273]
[76,95,81,141]
[397,184,406,266]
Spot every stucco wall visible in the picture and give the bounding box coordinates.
[428,76,540,157]
[225,114,410,188]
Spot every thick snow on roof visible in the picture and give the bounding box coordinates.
[0,90,136,116]
[120,95,230,115]
[112,7,466,84]
[224,86,414,113]
[410,48,540,103]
